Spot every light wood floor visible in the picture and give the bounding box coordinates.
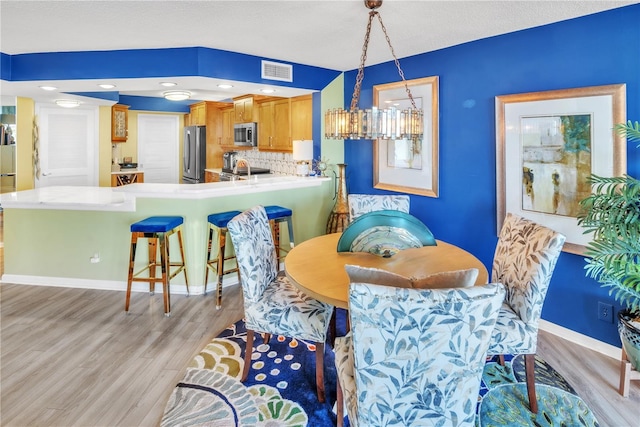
[0,208,638,426]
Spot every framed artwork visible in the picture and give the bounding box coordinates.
[496,84,626,255]
[111,104,129,142]
[373,76,439,197]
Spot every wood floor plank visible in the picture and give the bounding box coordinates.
[1,280,638,426]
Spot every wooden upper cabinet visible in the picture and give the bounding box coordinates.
[272,99,291,150]
[234,96,254,123]
[220,106,235,147]
[257,101,274,149]
[111,104,129,142]
[189,102,207,126]
[290,94,313,141]
[258,97,290,151]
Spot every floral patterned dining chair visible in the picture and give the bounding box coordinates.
[334,282,505,427]
[348,194,410,223]
[487,212,566,413]
[227,205,334,402]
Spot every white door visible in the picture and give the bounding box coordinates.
[138,114,179,183]
[35,104,98,187]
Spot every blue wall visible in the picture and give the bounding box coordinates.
[344,4,640,346]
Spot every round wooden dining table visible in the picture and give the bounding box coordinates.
[284,233,489,309]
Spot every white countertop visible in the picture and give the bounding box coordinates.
[0,186,136,212]
[0,175,329,210]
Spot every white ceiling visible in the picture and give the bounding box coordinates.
[1,0,637,104]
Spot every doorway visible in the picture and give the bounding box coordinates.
[137,114,179,183]
[34,104,99,187]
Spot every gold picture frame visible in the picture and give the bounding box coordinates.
[373,76,439,197]
[496,84,627,255]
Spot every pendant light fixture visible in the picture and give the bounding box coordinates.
[325,0,423,141]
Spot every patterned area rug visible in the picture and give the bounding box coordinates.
[162,313,599,426]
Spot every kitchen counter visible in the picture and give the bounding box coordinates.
[0,186,136,211]
[117,175,325,198]
[1,175,329,209]
[1,176,334,295]
[111,168,143,175]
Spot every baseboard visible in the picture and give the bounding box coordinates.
[0,273,240,295]
[539,319,621,360]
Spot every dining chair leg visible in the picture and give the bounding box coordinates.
[498,355,505,366]
[315,342,325,403]
[525,353,538,413]
[242,329,255,382]
[263,333,271,344]
[336,375,344,427]
[329,309,337,348]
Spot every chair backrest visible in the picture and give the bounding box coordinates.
[348,282,505,427]
[227,205,278,303]
[345,264,478,289]
[492,213,566,328]
[348,194,410,222]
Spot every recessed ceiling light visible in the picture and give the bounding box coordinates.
[163,91,191,101]
[55,99,80,108]
[160,82,177,87]
[98,84,116,89]
[217,84,233,89]
[39,85,57,91]
[261,88,276,94]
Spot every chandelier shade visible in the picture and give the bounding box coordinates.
[324,0,424,141]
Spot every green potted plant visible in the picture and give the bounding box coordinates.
[577,120,640,372]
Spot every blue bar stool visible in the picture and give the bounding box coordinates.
[205,210,242,309]
[264,205,294,265]
[125,216,189,317]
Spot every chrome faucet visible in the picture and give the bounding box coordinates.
[233,157,251,181]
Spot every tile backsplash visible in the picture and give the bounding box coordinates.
[238,149,298,175]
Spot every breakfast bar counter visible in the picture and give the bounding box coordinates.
[1,176,333,295]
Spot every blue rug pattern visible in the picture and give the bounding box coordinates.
[162,313,599,426]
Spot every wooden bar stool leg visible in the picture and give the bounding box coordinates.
[204,225,215,294]
[270,220,281,262]
[285,216,294,248]
[148,236,157,295]
[125,232,138,313]
[216,229,227,309]
[160,232,170,317]
[176,226,189,296]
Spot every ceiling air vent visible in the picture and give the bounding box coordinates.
[261,60,293,82]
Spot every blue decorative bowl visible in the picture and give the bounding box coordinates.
[337,210,436,257]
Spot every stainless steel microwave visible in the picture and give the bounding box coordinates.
[234,122,257,146]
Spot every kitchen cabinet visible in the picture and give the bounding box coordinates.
[234,96,254,123]
[111,104,129,142]
[258,98,290,151]
[189,102,207,126]
[111,171,143,187]
[205,170,220,183]
[290,94,313,141]
[220,106,235,147]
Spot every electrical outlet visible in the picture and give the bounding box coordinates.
[90,253,100,264]
[598,301,614,323]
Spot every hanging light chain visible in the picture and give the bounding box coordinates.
[350,10,377,112]
[376,12,418,110]
[324,0,423,140]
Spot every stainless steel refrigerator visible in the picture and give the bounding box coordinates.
[182,126,206,184]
